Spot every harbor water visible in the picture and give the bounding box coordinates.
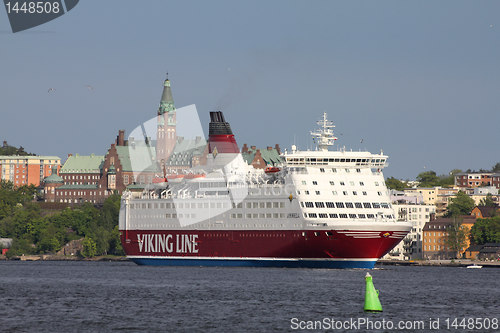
[0,261,498,332]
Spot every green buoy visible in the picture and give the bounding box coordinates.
[364,272,383,312]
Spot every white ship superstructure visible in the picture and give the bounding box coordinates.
[120,112,411,268]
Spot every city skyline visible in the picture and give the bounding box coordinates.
[1,1,500,179]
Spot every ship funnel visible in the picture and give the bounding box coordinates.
[208,111,239,153]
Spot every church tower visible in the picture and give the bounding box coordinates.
[156,75,176,165]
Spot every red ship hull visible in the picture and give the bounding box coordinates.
[120,229,406,268]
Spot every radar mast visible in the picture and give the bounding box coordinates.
[310,112,337,151]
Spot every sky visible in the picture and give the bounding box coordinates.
[1,0,499,180]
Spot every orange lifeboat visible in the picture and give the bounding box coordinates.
[264,166,281,174]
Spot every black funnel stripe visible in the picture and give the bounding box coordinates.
[209,111,233,135]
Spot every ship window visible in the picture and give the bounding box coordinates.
[345,202,354,208]
[326,202,335,208]
[319,213,327,218]
[367,214,374,218]
[253,202,258,208]
[355,202,362,208]
[253,214,259,218]
[273,202,279,208]
[312,181,318,185]
[297,190,301,195]
[329,181,334,185]
[165,213,171,218]
[273,213,279,218]
[343,191,348,195]
[260,213,265,218]
[266,213,272,218]
[329,213,338,218]
[315,202,325,208]
[300,202,304,207]
[375,181,379,186]
[237,214,242,218]
[345,169,350,173]
[237,203,243,208]
[246,214,252,218]
[363,202,372,208]
[359,181,364,186]
[350,181,355,186]
[305,202,314,208]
[266,202,272,208]
[377,191,382,196]
[372,203,381,208]
[362,191,367,196]
[246,202,251,208]
[280,202,285,208]
[142,203,146,209]
[359,214,366,219]
[356,169,361,173]
[381,203,389,208]
[326,231,333,236]
[308,213,317,218]
[340,181,345,186]
[353,191,357,195]
[339,214,348,218]
[154,203,158,209]
[332,191,338,195]
[320,168,325,173]
[301,180,307,185]
[332,168,337,173]
[305,191,310,195]
[172,213,177,218]
[349,214,357,218]
[335,202,345,208]
[315,191,320,195]
[129,204,134,209]
[260,202,265,208]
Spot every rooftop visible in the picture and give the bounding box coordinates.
[60,154,104,174]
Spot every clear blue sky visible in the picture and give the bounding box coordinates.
[1,0,499,179]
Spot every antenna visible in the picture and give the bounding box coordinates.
[310,112,338,151]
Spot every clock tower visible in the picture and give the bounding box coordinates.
[156,75,176,166]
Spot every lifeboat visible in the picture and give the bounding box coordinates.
[264,166,281,174]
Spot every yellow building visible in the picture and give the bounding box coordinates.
[405,187,440,205]
[423,216,476,259]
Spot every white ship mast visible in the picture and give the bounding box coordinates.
[310,112,338,151]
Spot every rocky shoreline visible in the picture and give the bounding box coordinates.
[376,259,500,268]
[0,254,128,262]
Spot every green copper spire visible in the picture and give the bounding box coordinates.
[158,74,175,116]
[44,165,63,184]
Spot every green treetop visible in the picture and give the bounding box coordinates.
[446,191,475,217]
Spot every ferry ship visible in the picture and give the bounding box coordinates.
[119,111,411,268]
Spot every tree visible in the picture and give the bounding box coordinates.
[416,171,440,187]
[385,177,407,191]
[492,162,500,173]
[445,219,467,258]
[478,193,497,208]
[81,237,97,258]
[470,217,500,245]
[446,191,475,217]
